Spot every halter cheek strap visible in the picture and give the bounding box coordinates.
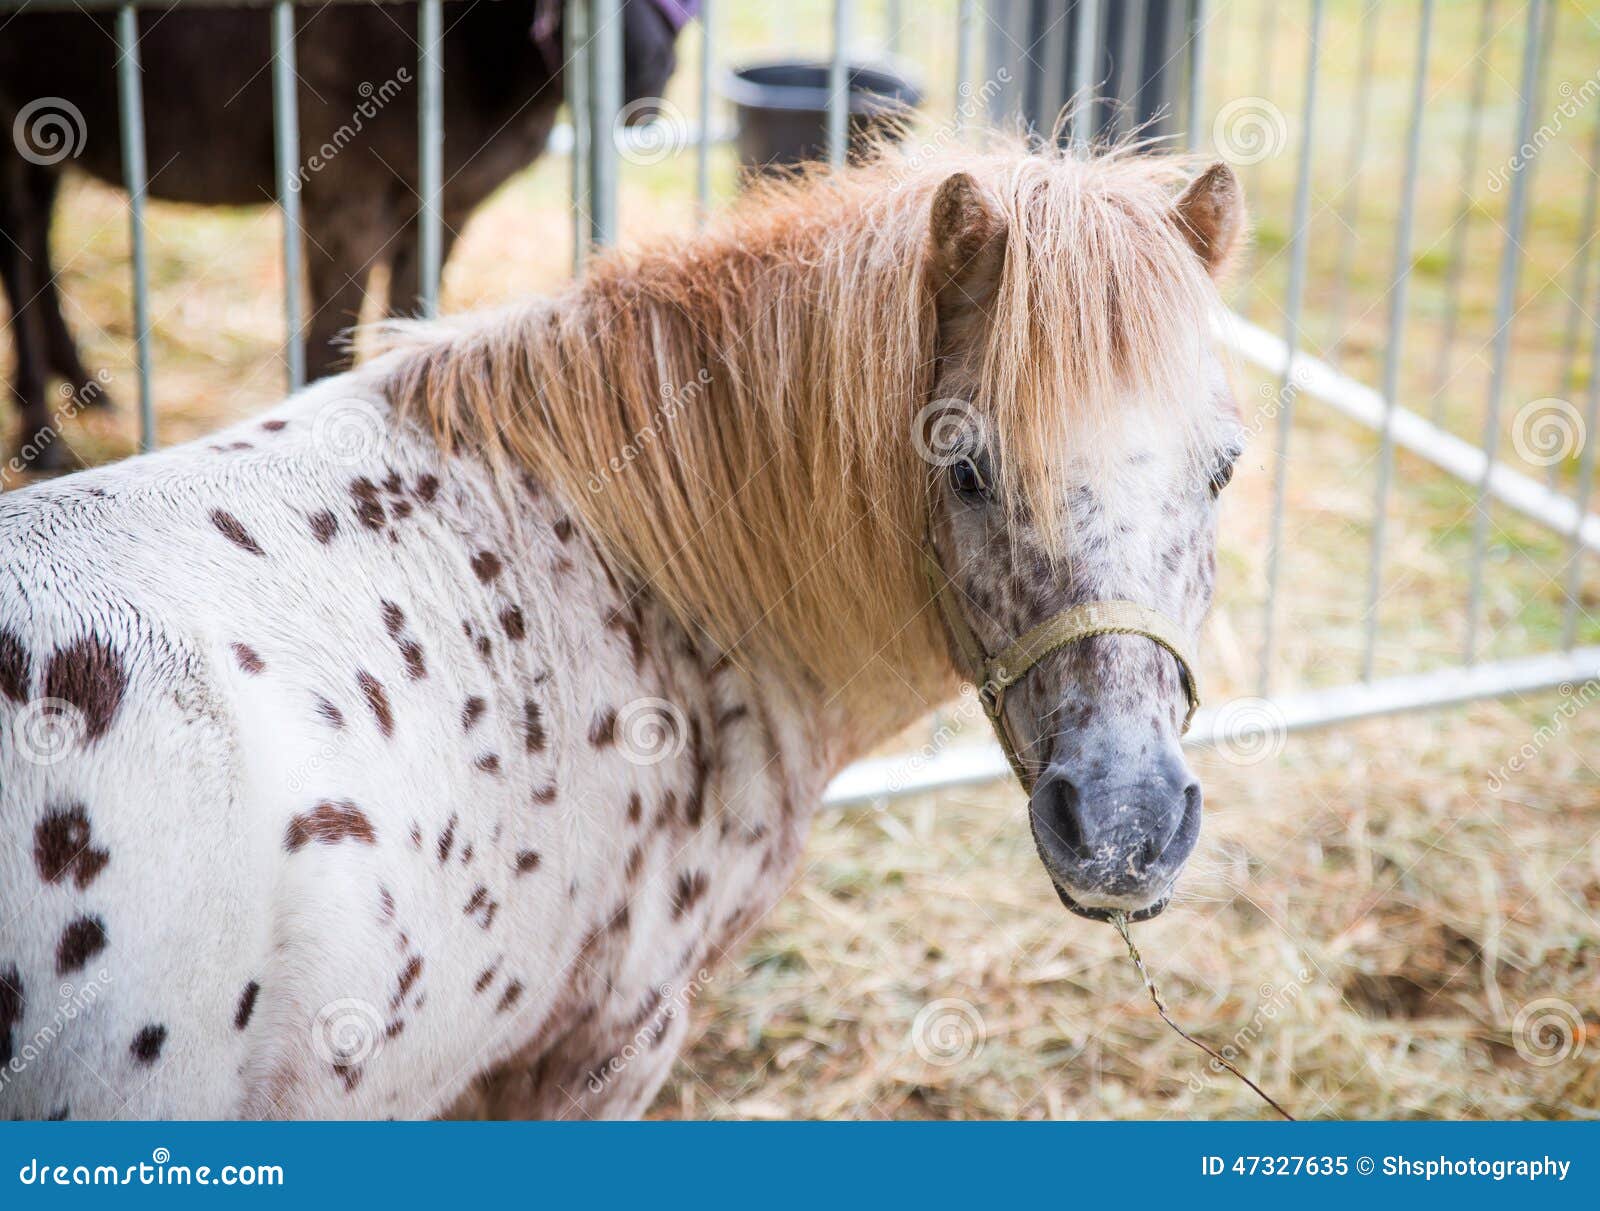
[921,538,1201,791]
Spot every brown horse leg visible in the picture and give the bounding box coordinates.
[0,157,64,470]
[385,210,462,322]
[29,171,108,405]
[301,197,389,382]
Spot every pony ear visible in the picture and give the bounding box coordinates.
[927,172,1007,323]
[1172,162,1244,276]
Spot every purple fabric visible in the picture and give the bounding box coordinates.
[531,1,698,72]
[646,0,699,32]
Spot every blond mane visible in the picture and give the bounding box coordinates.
[382,138,1221,738]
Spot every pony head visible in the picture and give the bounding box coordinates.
[921,156,1245,919]
[386,140,1245,920]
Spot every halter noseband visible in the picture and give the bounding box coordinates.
[921,534,1201,792]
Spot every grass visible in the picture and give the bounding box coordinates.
[3,0,1598,1119]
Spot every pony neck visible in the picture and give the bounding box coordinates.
[389,209,958,761]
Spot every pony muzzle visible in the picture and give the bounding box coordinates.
[1027,756,1202,918]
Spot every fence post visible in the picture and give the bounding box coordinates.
[114,3,154,453]
[270,0,304,390]
[418,0,444,315]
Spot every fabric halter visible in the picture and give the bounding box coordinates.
[921,533,1201,792]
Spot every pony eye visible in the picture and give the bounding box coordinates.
[1209,459,1235,496]
[949,457,989,501]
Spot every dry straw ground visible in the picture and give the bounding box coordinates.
[3,1,1598,1117]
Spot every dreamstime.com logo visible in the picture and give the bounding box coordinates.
[1187,967,1312,1094]
[614,97,691,166]
[1210,695,1288,766]
[1485,677,1599,791]
[910,997,986,1067]
[1511,397,1585,468]
[6,369,114,475]
[1512,997,1590,1067]
[17,1148,284,1188]
[1211,96,1289,167]
[587,968,712,1093]
[0,969,113,1091]
[614,697,689,766]
[12,97,86,166]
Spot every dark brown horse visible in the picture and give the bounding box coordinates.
[0,0,688,468]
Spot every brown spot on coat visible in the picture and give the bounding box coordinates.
[500,606,526,641]
[553,517,573,543]
[626,792,642,825]
[462,696,487,730]
[474,753,501,774]
[437,814,458,864]
[380,601,406,637]
[670,870,709,920]
[685,718,709,828]
[532,782,558,805]
[130,1025,166,1064]
[285,801,377,852]
[356,670,394,737]
[309,511,339,544]
[414,474,439,503]
[235,981,261,1030]
[400,641,427,681]
[42,637,127,742]
[315,696,345,729]
[496,982,524,1013]
[350,477,386,530]
[261,419,288,432]
[523,700,547,752]
[473,962,500,994]
[588,708,617,749]
[515,850,541,874]
[33,804,109,889]
[210,509,266,556]
[470,550,503,582]
[56,915,107,975]
[231,643,265,674]
[0,629,28,703]
[394,956,423,1006]
[0,966,21,1067]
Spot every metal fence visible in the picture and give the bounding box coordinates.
[4,0,1598,804]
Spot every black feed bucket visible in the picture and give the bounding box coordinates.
[720,60,923,175]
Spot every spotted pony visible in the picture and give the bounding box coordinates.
[0,139,1244,1119]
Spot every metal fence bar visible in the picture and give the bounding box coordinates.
[1256,0,1324,697]
[417,0,443,314]
[1184,0,1205,154]
[825,644,1600,806]
[956,0,975,128]
[114,3,154,454]
[1325,0,1379,368]
[828,0,850,168]
[1431,0,1495,417]
[1561,270,1600,649]
[270,0,304,391]
[1225,315,1600,553]
[1465,0,1545,665]
[1552,107,1600,488]
[587,0,622,247]
[695,0,713,222]
[1114,0,1144,140]
[567,0,592,273]
[1070,0,1100,147]
[1360,0,1432,683]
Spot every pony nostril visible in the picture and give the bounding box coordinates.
[1037,773,1089,860]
